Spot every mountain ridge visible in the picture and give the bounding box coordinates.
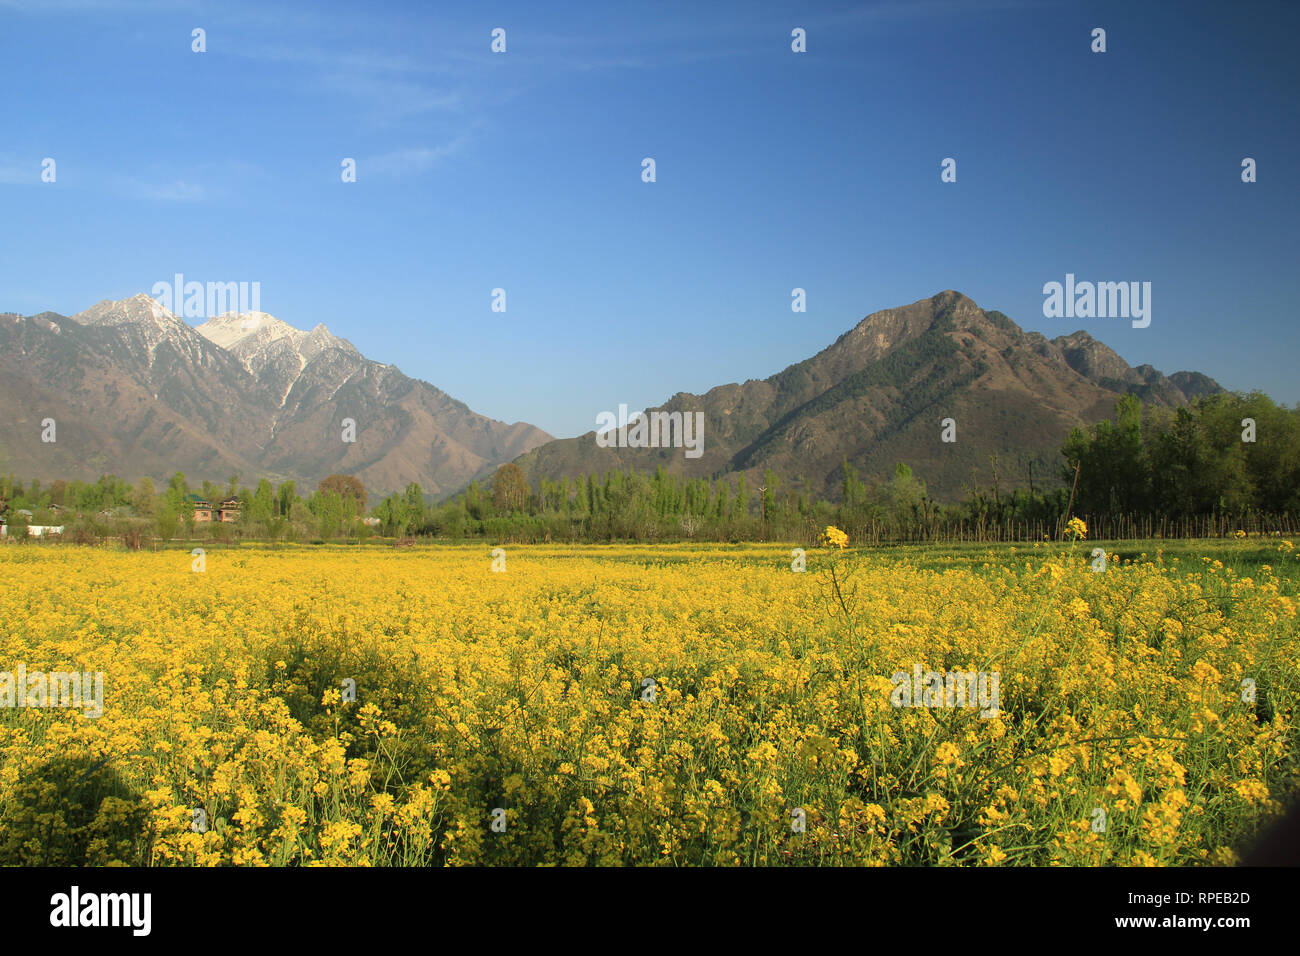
[0,295,552,495]
[0,289,1225,502]
[514,291,1222,500]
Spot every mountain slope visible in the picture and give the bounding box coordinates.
[0,295,551,494]
[514,291,1222,500]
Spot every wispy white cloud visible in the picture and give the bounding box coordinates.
[363,137,470,179]
[226,36,473,131]
[231,42,468,76]
[315,72,464,121]
[0,153,214,199]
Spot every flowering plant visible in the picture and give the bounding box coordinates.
[820,526,849,549]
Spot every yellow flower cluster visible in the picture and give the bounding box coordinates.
[0,541,1294,866]
[1065,517,1088,540]
[820,526,849,549]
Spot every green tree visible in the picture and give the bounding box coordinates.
[402,483,426,531]
[180,496,197,536]
[276,480,297,518]
[248,479,275,531]
[888,462,926,520]
[761,468,780,522]
[1150,406,1213,516]
[310,490,345,539]
[1062,394,1149,515]
[317,474,367,512]
[375,494,410,537]
[133,476,157,518]
[464,480,486,520]
[7,511,30,541]
[491,463,530,514]
[155,503,179,541]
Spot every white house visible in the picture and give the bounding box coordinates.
[0,525,64,538]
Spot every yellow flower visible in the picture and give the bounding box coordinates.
[1232,780,1269,805]
[820,526,849,549]
[0,534,1291,867]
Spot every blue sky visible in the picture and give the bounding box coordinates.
[1,0,1296,439]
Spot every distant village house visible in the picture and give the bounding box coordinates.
[0,524,64,538]
[184,495,240,523]
[186,495,214,522]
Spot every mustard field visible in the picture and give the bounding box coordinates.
[0,539,1296,866]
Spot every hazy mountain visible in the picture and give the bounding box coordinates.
[0,294,551,495]
[514,291,1223,500]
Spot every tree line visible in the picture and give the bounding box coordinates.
[0,472,372,545]
[374,390,1299,543]
[3,391,1296,545]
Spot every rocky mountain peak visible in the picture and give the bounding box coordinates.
[73,293,182,330]
[195,310,358,364]
[516,290,1224,501]
[0,293,553,495]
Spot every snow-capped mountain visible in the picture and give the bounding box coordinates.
[74,293,234,374]
[196,311,364,410]
[0,295,552,495]
[195,311,359,366]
